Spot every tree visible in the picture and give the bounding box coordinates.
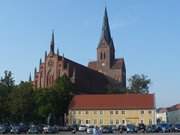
[0,70,15,88]
[54,75,74,94]
[8,81,34,122]
[0,70,15,122]
[128,74,151,94]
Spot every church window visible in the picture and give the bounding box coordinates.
[104,52,106,59]
[100,52,103,60]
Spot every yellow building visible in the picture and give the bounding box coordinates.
[68,94,156,126]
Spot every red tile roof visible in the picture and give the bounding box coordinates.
[167,104,180,112]
[69,94,155,110]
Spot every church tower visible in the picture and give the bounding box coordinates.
[88,7,126,88]
[97,7,115,74]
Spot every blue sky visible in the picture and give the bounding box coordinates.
[0,0,179,107]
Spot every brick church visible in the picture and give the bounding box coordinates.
[33,8,126,93]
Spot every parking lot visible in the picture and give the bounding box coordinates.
[30,132,180,135]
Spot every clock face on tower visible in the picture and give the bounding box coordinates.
[102,62,105,66]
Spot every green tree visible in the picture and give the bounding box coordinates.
[54,75,74,94]
[0,83,10,122]
[0,70,15,88]
[34,89,65,124]
[128,74,151,94]
[8,81,34,122]
[0,70,15,122]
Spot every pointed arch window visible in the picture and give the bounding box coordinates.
[100,52,103,60]
[104,52,106,59]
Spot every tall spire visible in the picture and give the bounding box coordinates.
[45,51,47,59]
[39,58,42,66]
[98,7,113,48]
[34,67,37,80]
[50,30,55,54]
[29,72,32,82]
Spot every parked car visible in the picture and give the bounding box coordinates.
[18,123,29,133]
[157,123,172,133]
[172,124,180,132]
[28,125,40,134]
[146,124,158,133]
[137,123,146,133]
[101,126,113,133]
[0,124,11,134]
[71,124,78,131]
[86,125,94,134]
[10,125,21,134]
[118,125,126,133]
[78,125,87,132]
[59,126,72,131]
[43,125,58,134]
[126,124,137,133]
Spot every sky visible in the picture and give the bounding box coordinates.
[0,0,179,107]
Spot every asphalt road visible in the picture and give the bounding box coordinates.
[2,132,180,135]
[48,132,180,135]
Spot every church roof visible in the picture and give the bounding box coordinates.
[111,58,125,69]
[69,94,155,110]
[98,8,114,49]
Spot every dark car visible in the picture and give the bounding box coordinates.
[0,124,11,134]
[101,126,113,133]
[10,126,21,134]
[43,125,58,134]
[146,124,158,133]
[137,123,146,133]
[172,124,180,132]
[118,125,126,133]
[59,126,73,131]
[28,125,41,134]
[19,123,29,133]
[157,123,172,133]
[126,124,137,133]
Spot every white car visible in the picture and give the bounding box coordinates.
[78,125,87,132]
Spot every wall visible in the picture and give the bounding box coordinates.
[68,109,156,126]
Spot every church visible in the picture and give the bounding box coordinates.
[33,8,126,93]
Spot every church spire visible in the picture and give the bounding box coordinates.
[98,7,114,48]
[50,31,55,54]
[29,72,32,82]
[34,67,37,79]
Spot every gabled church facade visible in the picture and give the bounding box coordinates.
[33,8,126,93]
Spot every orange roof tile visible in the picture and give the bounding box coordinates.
[69,94,155,110]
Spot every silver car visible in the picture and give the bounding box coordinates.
[87,125,94,134]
